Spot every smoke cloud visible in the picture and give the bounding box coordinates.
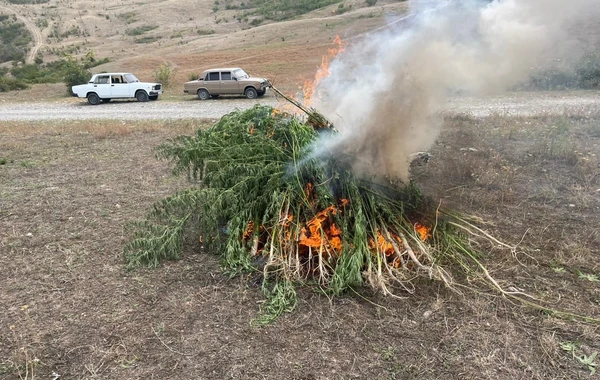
[313,0,598,182]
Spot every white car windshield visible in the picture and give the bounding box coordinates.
[124,74,139,83]
[233,69,249,79]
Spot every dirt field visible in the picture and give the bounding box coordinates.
[1,108,599,379]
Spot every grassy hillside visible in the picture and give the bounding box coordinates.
[2,0,597,93]
[1,0,396,61]
[0,0,405,91]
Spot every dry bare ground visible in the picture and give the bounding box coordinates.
[1,107,599,379]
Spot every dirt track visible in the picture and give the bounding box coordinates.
[0,91,599,121]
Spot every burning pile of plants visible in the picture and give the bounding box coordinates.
[124,104,513,323]
[125,1,600,324]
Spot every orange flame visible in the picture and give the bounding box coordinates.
[241,199,430,274]
[243,221,255,240]
[369,230,402,257]
[298,201,347,253]
[273,36,345,116]
[302,35,345,108]
[242,197,437,274]
[415,223,431,241]
[242,200,349,257]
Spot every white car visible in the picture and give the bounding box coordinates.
[71,73,163,105]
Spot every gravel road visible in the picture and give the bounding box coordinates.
[0,91,598,121]
[0,97,279,122]
[446,91,600,117]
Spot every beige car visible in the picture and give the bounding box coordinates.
[183,68,270,100]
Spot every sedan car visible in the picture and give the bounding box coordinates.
[71,73,163,105]
[184,68,269,100]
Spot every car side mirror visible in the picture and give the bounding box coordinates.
[233,77,237,81]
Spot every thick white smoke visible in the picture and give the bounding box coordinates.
[313,0,597,182]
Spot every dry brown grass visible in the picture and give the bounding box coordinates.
[0,119,203,138]
[413,112,599,273]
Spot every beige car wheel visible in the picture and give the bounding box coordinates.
[198,89,210,100]
[245,87,258,99]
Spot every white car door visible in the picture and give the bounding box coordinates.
[92,74,112,98]
[109,75,131,98]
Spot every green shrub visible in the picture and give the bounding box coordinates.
[61,25,85,38]
[10,64,47,83]
[250,18,263,26]
[521,53,600,91]
[336,3,352,14]
[126,25,158,36]
[134,36,161,44]
[366,0,377,5]
[526,69,577,91]
[0,18,31,63]
[9,50,102,89]
[117,12,138,24]
[36,19,49,28]
[3,50,106,94]
[197,29,215,35]
[0,76,29,92]
[153,63,176,88]
[576,52,600,89]
[61,56,92,93]
[239,0,341,22]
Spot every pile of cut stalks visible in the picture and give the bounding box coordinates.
[124,87,599,324]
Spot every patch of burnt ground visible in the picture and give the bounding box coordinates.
[0,114,599,379]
